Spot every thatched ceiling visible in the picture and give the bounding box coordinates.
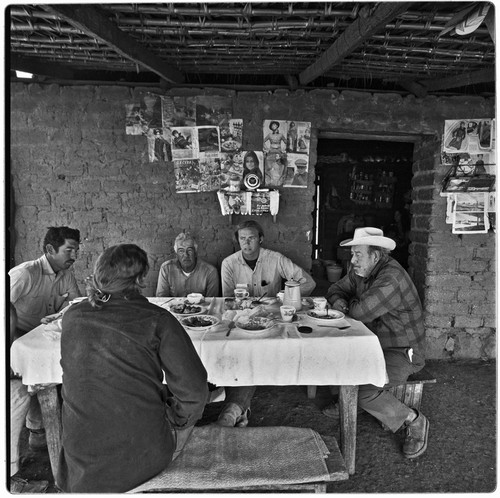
[8,2,495,96]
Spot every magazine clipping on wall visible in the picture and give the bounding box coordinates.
[125,92,163,136]
[443,119,493,154]
[161,95,196,127]
[452,192,489,234]
[283,153,309,188]
[195,96,232,127]
[171,126,198,160]
[220,151,244,191]
[264,151,287,187]
[221,119,243,153]
[241,151,264,190]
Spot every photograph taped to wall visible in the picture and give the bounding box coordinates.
[443,119,493,154]
[171,126,198,160]
[221,119,243,152]
[466,175,496,192]
[452,192,489,233]
[147,128,171,163]
[174,159,202,193]
[283,153,308,188]
[263,119,288,153]
[442,176,470,193]
[241,151,264,190]
[264,151,287,187]
[197,126,220,153]
[220,151,244,190]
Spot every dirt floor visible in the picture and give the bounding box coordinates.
[13,359,496,493]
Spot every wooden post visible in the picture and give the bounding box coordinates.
[338,385,358,475]
[37,387,62,483]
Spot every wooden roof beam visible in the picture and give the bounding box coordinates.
[299,2,412,85]
[43,4,185,84]
[419,67,495,92]
[10,54,75,79]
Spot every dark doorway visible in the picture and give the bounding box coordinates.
[313,139,414,275]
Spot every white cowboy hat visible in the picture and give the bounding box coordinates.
[339,227,396,250]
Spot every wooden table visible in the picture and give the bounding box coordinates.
[11,297,387,479]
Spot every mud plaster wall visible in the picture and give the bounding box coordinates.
[9,83,495,359]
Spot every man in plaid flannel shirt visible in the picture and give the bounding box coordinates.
[325,227,429,459]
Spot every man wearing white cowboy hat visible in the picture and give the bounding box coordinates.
[324,227,429,459]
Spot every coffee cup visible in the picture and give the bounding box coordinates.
[280,305,296,322]
[276,291,285,303]
[234,288,249,300]
[187,293,203,304]
[313,297,328,311]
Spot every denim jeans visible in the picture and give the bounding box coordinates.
[358,348,425,432]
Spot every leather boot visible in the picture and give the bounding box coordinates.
[402,410,429,458]
[216,402,250,427]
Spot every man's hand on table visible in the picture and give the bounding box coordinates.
[331,298,349,314]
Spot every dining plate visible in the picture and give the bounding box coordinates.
[305,309,345,323]
[179,315,220,330]
[235,316,275,333]
[167,300,206,315]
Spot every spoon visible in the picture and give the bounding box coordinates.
[251,292,268,306]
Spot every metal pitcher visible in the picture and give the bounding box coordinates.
[283,280,302,311]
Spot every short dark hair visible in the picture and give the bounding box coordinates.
[43,227,80,253]
[233,220,264,245]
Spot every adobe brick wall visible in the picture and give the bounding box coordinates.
[9,83,495,359]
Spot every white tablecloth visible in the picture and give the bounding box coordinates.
[11,297,387,388]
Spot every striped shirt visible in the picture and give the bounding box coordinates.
[326,256,425,357]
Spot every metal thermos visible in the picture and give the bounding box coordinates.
[283,280,302,311]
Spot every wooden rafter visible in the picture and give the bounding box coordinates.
[10,54,74,79]
[419,67,495,92]
[44,4,184,84]
[299,2,412,85]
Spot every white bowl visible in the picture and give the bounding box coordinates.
[186,293,204,304]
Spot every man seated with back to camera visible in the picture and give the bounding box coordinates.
[57,244,208,492]
[156,231,219,297]
[217,219,316,427]
[323,227,429,459]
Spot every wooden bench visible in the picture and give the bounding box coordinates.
[307,367,436,411]
[128,426,348,493]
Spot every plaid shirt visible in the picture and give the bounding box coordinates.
[326,256,425,357]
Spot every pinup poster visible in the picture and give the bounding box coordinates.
[452,192,489,234]
[263,120,288,153]
[443,119,493,154]
[241,150,264,190]
[264,151,287,187]
[283,153,309,188]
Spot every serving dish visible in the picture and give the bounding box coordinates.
[234,316,274,333]
[179,315,220,330]
[305,309,345,323]
[167,299,206,315]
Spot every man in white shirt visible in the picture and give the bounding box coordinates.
[10,226,81,469]
[217,220,316,427]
